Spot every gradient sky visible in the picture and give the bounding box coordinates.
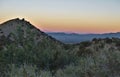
[0,0,120,33]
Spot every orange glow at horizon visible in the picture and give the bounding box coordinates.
[0,0,120,34]
[33,15,120,34]
[0,14,120,34]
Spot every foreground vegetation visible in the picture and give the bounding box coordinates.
[0,26,120,77]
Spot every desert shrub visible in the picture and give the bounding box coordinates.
[76,41,94,56]
[98,42,104,48]
[104,38,113,44]
[80,41,91,47]
[92,38,102,44]
[6,64,53,77]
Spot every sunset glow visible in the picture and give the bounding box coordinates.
[0,0,120,33]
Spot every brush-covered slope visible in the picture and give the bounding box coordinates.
[0,18,120,77]
[0,18,75,76]
[0,18,62,49]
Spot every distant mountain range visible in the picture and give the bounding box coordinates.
[47,32,120,44]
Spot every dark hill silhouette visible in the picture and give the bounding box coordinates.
[0,18,62,47]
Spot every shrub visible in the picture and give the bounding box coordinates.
[7,64,53,77]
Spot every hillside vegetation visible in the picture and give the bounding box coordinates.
[0,19,120,77]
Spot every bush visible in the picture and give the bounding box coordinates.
[7,64,52,77]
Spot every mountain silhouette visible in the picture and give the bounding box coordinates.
[47,32,120,43]
[0,18,62,48]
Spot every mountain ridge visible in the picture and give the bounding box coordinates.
[47,32,120,35]
[47,32,120,43]
[0,18,63,48]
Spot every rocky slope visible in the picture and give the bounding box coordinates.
[0,18,62,49]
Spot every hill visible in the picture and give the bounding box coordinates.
[0,18,120,77]
[0,18,62,49]
[0,18,73,76]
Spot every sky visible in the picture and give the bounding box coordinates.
[0,0,120,34]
